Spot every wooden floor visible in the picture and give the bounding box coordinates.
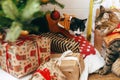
[88,73,120,80]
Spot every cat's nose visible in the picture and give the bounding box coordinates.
[75,33,80,36]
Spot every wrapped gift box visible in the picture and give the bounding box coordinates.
[30,59,66,80]
[51,52,84,80]
[40,32,80,53]
[0,35,51,78]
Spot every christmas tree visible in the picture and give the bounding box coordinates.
[0,0,64,42]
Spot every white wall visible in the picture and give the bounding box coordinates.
[41,0,90,19]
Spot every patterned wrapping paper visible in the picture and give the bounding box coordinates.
[30,59,66,80]
[30,52,84,80]
[56,53,84,80]
[51,52,84,80]
[40,32,80,53]
[29,35,51,64]
[0,35,51,78]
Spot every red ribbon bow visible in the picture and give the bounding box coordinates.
[35,68,55,80]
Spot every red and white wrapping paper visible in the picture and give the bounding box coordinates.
[0,35,51,78]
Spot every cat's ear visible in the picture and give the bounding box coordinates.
[70,17,76,23]
[83,19,87,23]
[100,5,105,13]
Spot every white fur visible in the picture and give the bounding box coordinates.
[69,30,75,35]
[69,28,84,36]
[80,49,105,80]
[74,28,83,35]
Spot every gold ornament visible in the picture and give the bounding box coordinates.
[41,0,49,3]
[20,30,29,36]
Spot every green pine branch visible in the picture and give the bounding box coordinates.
[0,0,64,42]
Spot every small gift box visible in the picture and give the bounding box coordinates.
[0,35,51,78]
[55,50,84,80]
[40,32,80,53]
[30,59,66,80]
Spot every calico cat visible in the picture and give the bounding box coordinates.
[95,5,120,76]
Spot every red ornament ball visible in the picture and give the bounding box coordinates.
[50,9,60,20]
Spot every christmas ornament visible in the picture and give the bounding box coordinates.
[50,9,60,20]
[0,0,64,42]
[41,0,49,4]
[20,30,29,36]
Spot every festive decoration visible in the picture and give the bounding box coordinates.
[58,13,75,31]
[30,59,66,80]
[40,32,80,53]
[50,9,60,20]
[73,36,96,58]
[30,11,73,38]
[0,35,51,78]
[0,0,64,42]
[56,50,84,80]
[41,0,49,3]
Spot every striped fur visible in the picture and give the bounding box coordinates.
[40,32,80,53]
[98,40,120,75]
[95,6,119,36]
[95,6,120,75]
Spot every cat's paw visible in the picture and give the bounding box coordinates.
[98,68,108,75]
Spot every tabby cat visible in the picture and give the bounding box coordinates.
[95,5,120,76]
[95,6,120,36]
[99,40,120,75]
